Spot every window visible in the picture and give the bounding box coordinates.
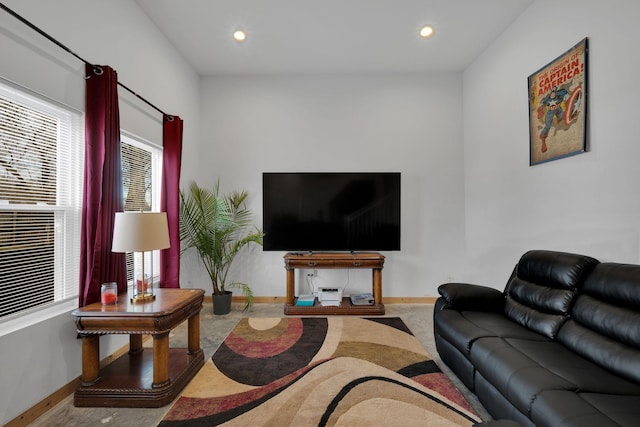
[0,80,162,321]
[0,81,83,319]
[120,132,162,285]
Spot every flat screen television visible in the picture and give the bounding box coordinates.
[262,172,401,251]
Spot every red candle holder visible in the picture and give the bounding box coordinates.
[101,282,118,305]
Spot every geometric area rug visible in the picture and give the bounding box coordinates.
[159,317,482,426]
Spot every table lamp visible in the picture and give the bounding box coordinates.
[112,211,170,303]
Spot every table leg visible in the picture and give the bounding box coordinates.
[152,332,170,388]
[129,334,143,354]
[372,268,382,304]
[286,268,295,305]
[188,313,200,355]
[80,335,100,386]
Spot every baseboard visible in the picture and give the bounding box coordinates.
[209,295,437,304]
[4,378,80,427]
[382,296,437,304]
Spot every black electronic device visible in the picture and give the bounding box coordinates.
[262,172,401,251]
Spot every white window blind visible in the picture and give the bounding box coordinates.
[120,133,162,284]
[0,81,83,319]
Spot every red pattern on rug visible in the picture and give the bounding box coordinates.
[224,317,304,358]
[412,372,476,414]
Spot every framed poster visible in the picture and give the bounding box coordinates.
[528,38,588,166]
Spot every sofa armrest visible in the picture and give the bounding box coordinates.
[437,283,505,311]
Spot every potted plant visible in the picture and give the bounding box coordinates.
[179,181,263,313]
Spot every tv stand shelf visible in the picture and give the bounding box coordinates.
[283,252,385,315]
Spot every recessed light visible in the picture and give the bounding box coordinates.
[419,25,435,39]
[233,30,247,42]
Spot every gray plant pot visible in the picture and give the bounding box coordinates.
[212,290,232,315]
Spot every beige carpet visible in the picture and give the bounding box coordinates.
[159,317,481,426]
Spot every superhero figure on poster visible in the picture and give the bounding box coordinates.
[537,86,569,153]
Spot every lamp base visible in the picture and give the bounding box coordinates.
[130,293,156,303]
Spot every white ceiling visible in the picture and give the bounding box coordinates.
[135,0,533,76]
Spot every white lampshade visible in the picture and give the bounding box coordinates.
[112,212,170,253]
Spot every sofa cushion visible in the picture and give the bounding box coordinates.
[435,309,548,357]
[558,319,640,385]
[558,262,640,384]
[516,250,599,291]
[471,334,640,421]
[503,295,569,339]
[502,250,599,339]
[579,393,640,426]
[504,338,640,395]
[470,337,574,415]
[531,390,640,427]
[582,262,640,310]
[474,372,536,427]
[511,250,599,291]
[571,295,640,346]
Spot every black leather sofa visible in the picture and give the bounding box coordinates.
[434,250,640,427]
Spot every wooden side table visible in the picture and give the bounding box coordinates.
[72,288,205,407]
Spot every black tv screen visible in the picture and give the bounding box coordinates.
[262,172,401,251]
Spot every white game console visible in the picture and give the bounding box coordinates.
[317,287,343,306]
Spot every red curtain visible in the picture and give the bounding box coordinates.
[160,114,183,288]
[79,64,126,306]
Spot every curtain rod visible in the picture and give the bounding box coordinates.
[0,2,171,118]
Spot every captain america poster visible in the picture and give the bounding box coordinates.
[528,38,588,165]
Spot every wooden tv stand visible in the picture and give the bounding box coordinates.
[283,252,385,315]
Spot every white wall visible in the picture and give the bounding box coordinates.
[462,0,640,285]
[188,74,466,298]
[4,0,640,423]
[0,1,200,424]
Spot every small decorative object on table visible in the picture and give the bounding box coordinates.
[350,293,374,305]
[295,294,315,307]
[101,282,118,305]
[136,274,151,298]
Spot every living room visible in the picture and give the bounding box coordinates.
[1,0,639,425]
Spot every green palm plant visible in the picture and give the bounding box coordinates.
[179,181,263,311]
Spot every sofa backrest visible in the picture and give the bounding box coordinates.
[503,250,599,339]
[557,262,640,384]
